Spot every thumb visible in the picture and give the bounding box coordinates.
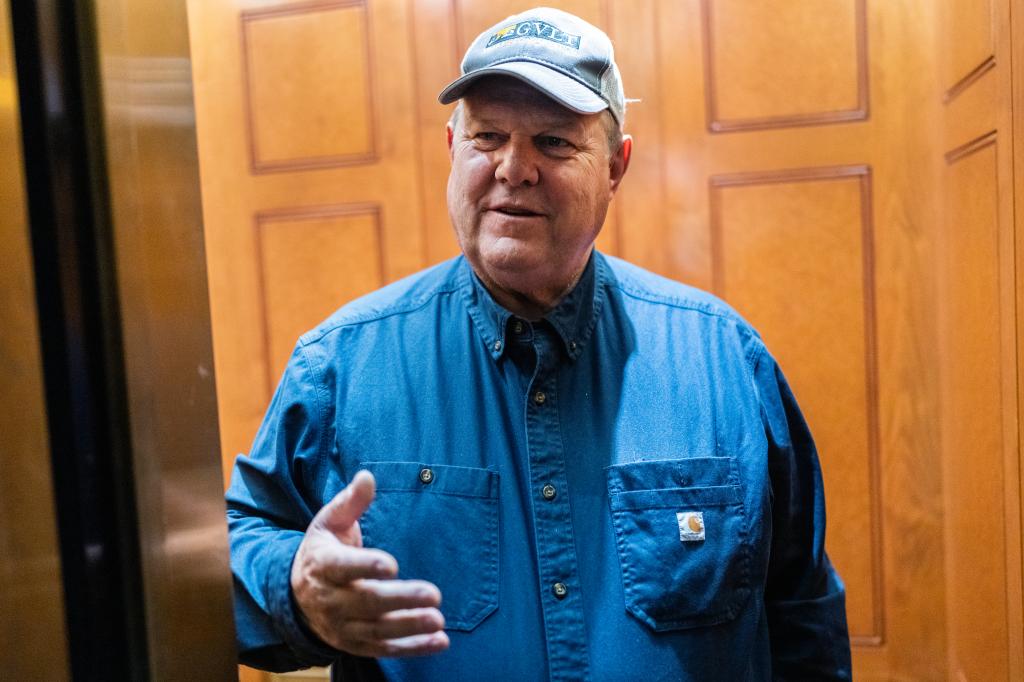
[314,470,376,537]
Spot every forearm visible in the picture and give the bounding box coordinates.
[228,513,339,670]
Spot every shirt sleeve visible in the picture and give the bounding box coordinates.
[752,345,853,681]
[225,342,340,671]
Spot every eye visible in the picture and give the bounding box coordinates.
[537,136,570,149]
[473,131,504,149]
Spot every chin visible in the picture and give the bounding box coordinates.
[479,243,545,276]
[473,247,550,293]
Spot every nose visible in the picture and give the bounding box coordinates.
[494,136,539,187]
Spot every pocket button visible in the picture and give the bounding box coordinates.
[418,468,434,484]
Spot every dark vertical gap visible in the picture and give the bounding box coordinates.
[8,0,149,679]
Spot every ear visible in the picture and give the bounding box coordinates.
[447,123,455,160]
[609,134,632,193]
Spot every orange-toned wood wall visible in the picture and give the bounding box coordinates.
[937,0,1022,679]
[187,1,1024,679]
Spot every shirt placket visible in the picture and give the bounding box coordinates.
[525,324,590,681]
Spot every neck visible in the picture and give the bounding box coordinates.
[476,255,591,322]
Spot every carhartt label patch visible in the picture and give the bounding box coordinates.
[677,511,705,542]
[486,21,582,49]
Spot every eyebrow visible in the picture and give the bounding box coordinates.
[466,114,585,136]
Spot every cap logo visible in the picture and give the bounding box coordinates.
[485,21,581,50]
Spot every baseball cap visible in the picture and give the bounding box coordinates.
[438,7,626,124]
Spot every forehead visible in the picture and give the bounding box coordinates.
[461,77,592,128]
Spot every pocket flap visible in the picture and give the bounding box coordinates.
[606,457,733,493]
[358,461,500,631]
[609,484,740,511]
[362,461,499,498]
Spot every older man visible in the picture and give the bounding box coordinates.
[227,7,851,681]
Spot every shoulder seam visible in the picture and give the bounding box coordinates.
[746,335,768,375]
[608,272,765,377]
[611,279,749,327]
[300,284,461,346]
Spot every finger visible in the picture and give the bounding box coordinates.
[316,545,398,585]
[342,607,445,642]
[347,631,450,659]
[316,470,376,536]
[343,579,442,619]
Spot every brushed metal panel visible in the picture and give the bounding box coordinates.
[94,0,235,678]
[0,0,70,677]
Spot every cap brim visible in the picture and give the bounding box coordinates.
[438,62,607,115]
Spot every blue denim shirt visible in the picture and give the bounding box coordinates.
[226,252,851,681]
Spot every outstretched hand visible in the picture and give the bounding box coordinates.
[290,470,450,658]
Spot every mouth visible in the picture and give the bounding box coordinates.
[487,205,545,218]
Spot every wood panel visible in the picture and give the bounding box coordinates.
[1013,0,1024,671]
[242,1,375,172]
[654,0,711,285]
[186,1,1024,679]
[190,0,425,488]
[409,0,461,266]
[945,66,997,153]
[453,0,605,55]
[702,0,867,131]
[256,204,385,384]
[710,166,881,643]
[939,0,1023,679]
[607,0,664,272]
[659,1,951,678]
[941,136,1008,682]
[942,0,994,94]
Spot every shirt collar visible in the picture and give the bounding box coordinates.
[459,251,607,362]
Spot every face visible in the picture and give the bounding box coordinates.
[447,78,631,314]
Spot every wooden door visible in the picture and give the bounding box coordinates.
[188,0,434,491]
[188,1,1024,679]
[936,0,1023,679]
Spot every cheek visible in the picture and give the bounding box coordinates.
[451,153,494,198]
[448,155,494,243]
[561,172,611,240]
[567,178,599,220]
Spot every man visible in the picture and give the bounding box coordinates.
[227,7,851,680]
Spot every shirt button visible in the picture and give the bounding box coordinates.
[569,340,578,352]
[418,468,434,484]
[541,484,556,500]
[552,582,568,599]
[513,320,524,334]
[493,340,502,352]
[533,391,546,405]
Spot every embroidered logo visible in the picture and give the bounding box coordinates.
[677,511,705,542]
[486,21,582,49]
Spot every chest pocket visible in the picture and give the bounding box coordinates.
[606,457,751,631]
[358,461,500,631]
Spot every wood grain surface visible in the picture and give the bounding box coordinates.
[185,1,1024,679]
